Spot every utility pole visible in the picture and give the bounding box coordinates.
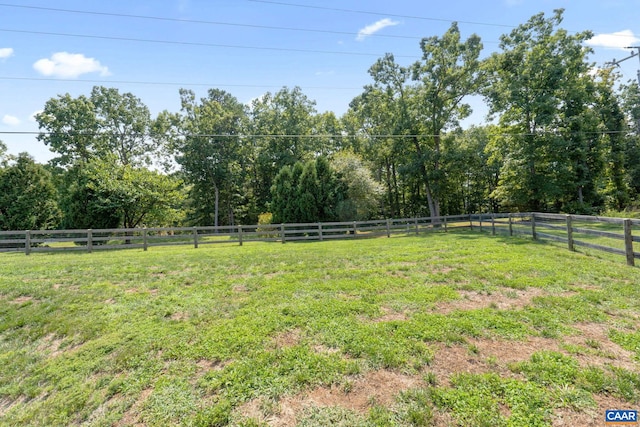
[605,46,640,85]
[606,47,640,132]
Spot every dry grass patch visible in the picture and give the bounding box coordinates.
[272,328,303,349]
[237,370,422,427]
[552,394,633,427]
[434,287,547,314]
[116,389,152,427]
[9,296,35,304]
[370,305,410,323]
[562,322,638,371]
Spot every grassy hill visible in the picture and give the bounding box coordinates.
[1,231,639,426]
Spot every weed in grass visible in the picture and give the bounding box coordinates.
[585,338,601,349]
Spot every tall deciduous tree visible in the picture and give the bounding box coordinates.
[484,9,595,211]
[410,22,485,219]
[249,86,318,212]
[36,86,155,167]
[176,88,247,227]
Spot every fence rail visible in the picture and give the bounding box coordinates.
[1,212,638,266]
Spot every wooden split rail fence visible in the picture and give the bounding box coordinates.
[1,213,638,266]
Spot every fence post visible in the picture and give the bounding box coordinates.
[238,225,243,246]
[281,224,286,243]
[353,221,357,237]
[491,214,496,236]
[193,227,198,249]
[87,229,93,253]
[531,214,537,240]
[318,223,323,241]
[25,230,31,256]
[479,214,483,233]
[143,228,148,251]
[566,215,574,252]
[444,216,448,232]
[469,215,473,230]
[624,219,634,266]
[386,219,391,238]
[508,214,513,236]
[415,217,419,235]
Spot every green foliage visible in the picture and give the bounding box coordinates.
[271,157,345,223]
[177,88,248,227]
[63,158,185,229]
[332,151,383,221]
[36,86,155,167]
[0,153,61,230]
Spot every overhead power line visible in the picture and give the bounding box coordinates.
[0,28,416,58]
[248,0,636,41]
[0,76,361,90]
[0,2,419,41]
[247,0,519,29]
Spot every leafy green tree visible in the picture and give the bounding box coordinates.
[270,157,345,223]
[81,158,185,229]
[36,86,155,167]
[484,9,595,212]
[249,87,318,212]
[331,151,383,221]
[176,88,247,227]
[0,140,8,166]
[410,22,485,218]
[36,94,98,167]
[0,153,61,230]
[595,70,628,211]
[620,82,640,200]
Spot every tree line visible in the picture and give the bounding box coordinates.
[2,9,640,232]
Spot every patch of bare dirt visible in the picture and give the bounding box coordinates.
[434,287,547,314]
[428,336,563,386]
[104,298,115,304]
[170,312,189,321]
[116,388,152,427]
[562,323,638,371]
[272,328,302,349]
[431,266,454,274]
[232,284,249,292]
[36,333,64,358]
[552,394,632,427]
[312,344,340,355]
[9,296,34,304]
[238,370,422,427]
[370,305,409,323]
[124,288,138,294]
[0,397,26,417]
[195,359,228,374]
[428,343,500,386]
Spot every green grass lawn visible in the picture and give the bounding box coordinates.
[1,231,640,426]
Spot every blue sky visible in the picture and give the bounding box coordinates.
[1,0,639,162]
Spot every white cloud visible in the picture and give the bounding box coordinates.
[33,52,110,78]
[2,115,21,126]
[0,47,14,59]
[356,18,400,41]
[587,30,640,50]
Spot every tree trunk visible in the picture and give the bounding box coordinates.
[214,183,219,229]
